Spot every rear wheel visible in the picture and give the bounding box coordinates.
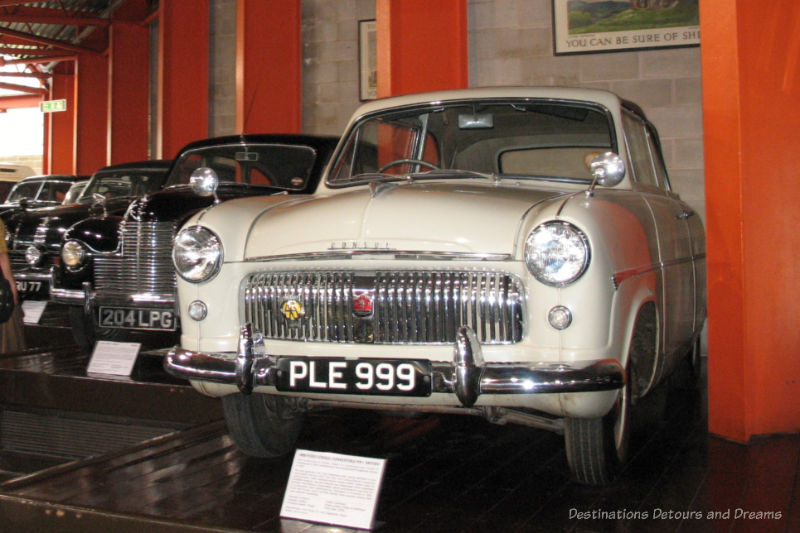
[564,365,631,485]
[222,393,305,457]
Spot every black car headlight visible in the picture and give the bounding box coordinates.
[173,225,223,283]
[61,240,87,268]
[524,221,590,286]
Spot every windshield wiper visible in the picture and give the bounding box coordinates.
[405,169,501,182]
[346,173,414,186]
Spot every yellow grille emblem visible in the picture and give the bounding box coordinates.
[281,299,305,321]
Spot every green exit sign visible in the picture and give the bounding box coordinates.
[40,99,67,113]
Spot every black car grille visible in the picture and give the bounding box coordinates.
[94,220,176,297]
[243,270,524,345]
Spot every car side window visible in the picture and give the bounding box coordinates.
[645,125,672,192]
[622,111,660,189]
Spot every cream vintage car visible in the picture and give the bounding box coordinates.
[165,87,706,485]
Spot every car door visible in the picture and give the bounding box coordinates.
[623,111,695,378]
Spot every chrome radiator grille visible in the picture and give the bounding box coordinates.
[244,270,524,344]
[94,221,176,295]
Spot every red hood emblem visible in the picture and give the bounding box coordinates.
[353,291,374,316]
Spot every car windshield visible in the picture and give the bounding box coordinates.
[165,143,317,190]
[62,181,88,204]
[328,99,615,186]
[79,170,164,203]
[5,180,42,203]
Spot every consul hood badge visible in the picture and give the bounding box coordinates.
[329,241,393,251]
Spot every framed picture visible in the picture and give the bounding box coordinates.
[552,0,700,55]
[358,19,377,101]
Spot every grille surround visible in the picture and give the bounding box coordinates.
[244,270,525,345]
[94,220,177,298]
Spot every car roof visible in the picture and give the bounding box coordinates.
[15,174,86,184]
[94,159,173,174]
[173,134,340,155]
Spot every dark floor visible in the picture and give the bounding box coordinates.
[0,322,797,532]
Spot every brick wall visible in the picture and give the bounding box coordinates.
[209,0,237,136]
[470,0,704,217]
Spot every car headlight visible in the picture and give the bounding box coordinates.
[62,240,87,268]
[524,221,590,286]
[173,225,223,283]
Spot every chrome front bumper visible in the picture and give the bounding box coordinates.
[51,281,176,309]
[165,325,625,408]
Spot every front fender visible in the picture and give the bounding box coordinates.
[65,215,123,253]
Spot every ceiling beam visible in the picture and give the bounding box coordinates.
[0,54,75,66]
[0,80,47,94]
[0,70,50,78]
[0,45,62,56]
[0,7,109,27]
[0,25,100,54]
[0,93,41,110]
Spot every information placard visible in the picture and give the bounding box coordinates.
[87,340,141,377]
[21,300,46,324]
[280,449,386,530]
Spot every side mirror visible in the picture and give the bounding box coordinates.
[589,152,626,188]
[189,167,219,198]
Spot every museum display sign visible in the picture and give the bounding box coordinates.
[553,0,700,55]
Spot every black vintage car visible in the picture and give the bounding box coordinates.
[54,134,339,349]
[0,174,88,220]
[8,161,172,306]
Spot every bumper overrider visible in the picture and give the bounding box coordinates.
[165,324,625,408]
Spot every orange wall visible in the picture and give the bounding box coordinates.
[74,52,108,175]
[236,0,301,133]
[157,0,209,159]
[108,21,150,164]
[376,0,468,98]
[47,72,75,174]
[702,0,800,441]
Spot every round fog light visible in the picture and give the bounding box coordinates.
[188,300,208,321]
[25,245,43,266]
[548,306,573,330]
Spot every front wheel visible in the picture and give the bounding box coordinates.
[222,393,305,457]
[564,367,631,486]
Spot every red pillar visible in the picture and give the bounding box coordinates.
[157,0,209,159]
[74,52,108,175]
[108,21,150,164]
[376,0,468,98]
[236,0,301,133]
[701,0,800,441]
[47,72,76,174]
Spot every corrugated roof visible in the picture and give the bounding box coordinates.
[0,1,154,102]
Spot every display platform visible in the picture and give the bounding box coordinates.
[0,325,796,532]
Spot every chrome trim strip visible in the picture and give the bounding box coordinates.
[612,253,706,289]
[50,287,85,304]
[245,250,512,263]
[12,271,51,281]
